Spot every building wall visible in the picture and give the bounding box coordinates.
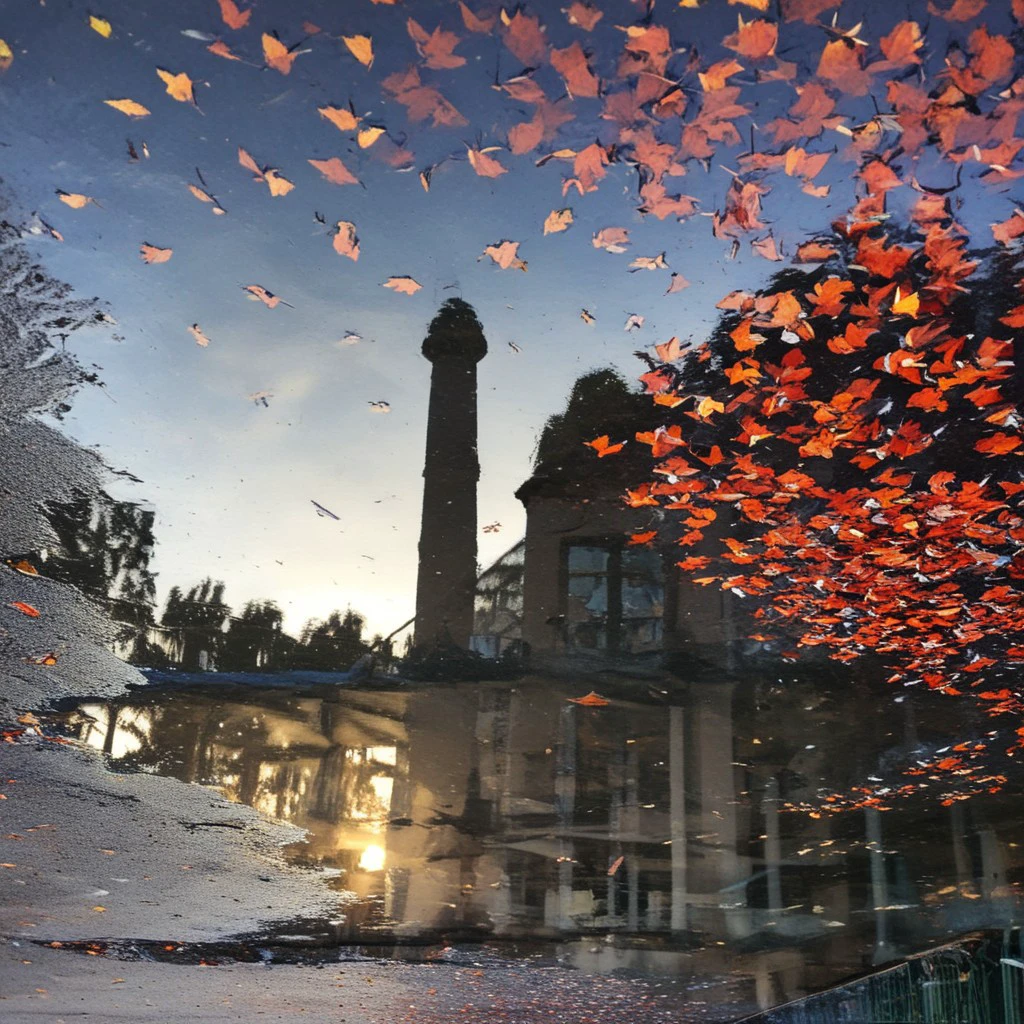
[519,489,741,665]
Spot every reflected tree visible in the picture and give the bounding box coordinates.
[160,578,230,671]
[221,600,296,672]
[294,608,369,671]
[30,492,159,663]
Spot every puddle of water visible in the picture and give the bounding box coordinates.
[40,673,1024,1001]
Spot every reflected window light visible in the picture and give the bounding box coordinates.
[370,774,394,809]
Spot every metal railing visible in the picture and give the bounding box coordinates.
[737,930,1023,1024]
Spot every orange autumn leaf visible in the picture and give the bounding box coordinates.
[357,126,386,148]
[156,68,195,104]
[731,319,765,352]
[629,531,658,546]
[592,227,630,252]
[817,40,871,96]
[9,602,40,618]
[543,208,573,235]
[874,21,923,69]
[992,211,1024,246]
[27,652,58,666]
[723,17,778,60]
[975,432,1021,456]
[207,40,240,61]
[699,58,745,91]
[794,241,837,263]
[238,147,264,179]
[566,2,602,30]
[104,98,150,117]
[502,10,547,65]
[383,276,422,295]
[752,234,783,261]
[468,147,507,178]
[57,191,97,209]
[655,336,686,362]
[891,289,920,316]
[550,41,599,98]
[654,393,684,408]
[308,157,360,186]
[262,33,299,75]
[382,66,467,128]
[586,435,626,457]
[343,35,374,68]
[139,243,172,264]
[318,106,361,132]
[264,169,294,197]
[407,18,466,70]
[807,277,854,316]
[568,691,610,707]
[216,0,250,30]
[458,2,495,33]
[243,284,291,308]
[8,560,38,576]
[799,428,839,459]
[332,221,360,261]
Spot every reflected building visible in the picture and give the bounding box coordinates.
[71,675,1023,1008]
[462,366,741,673]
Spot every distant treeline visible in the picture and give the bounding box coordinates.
[23,495,390,674]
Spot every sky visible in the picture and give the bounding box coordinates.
[0,0,1018,637]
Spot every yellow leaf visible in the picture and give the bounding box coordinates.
[892,288,920,316]
[543,208,573,235]
[357,126,385,149]
[343,34,373,68]
[89,16,112,38]
[156,68,195,104]
[697,396,726,418]
[318,105,361,132]
[264,169,294,196]
[104,98,150,117]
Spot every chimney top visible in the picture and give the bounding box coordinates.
[422,298,487,364]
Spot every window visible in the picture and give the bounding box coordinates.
[564,542,664,654]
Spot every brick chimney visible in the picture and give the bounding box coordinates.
[414,299,487,648]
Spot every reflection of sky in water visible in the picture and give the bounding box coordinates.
[6,0,1017,635]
